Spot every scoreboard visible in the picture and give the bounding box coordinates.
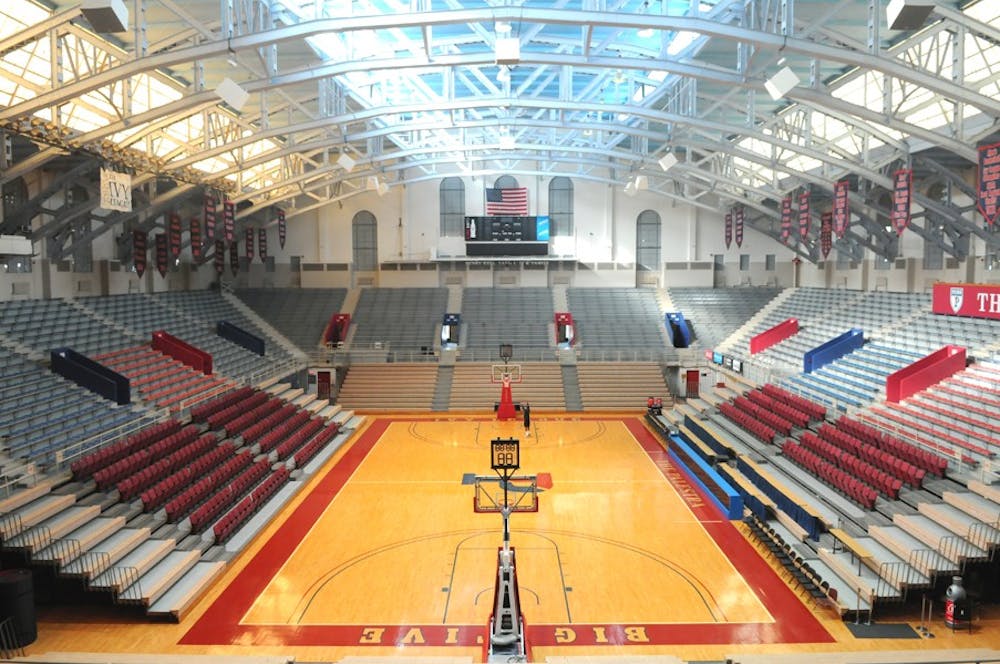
[465,215,550,256]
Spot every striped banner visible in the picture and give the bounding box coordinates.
[798,191,810,241]
[780,196,792,243]
[190,216,202,260]
[258,227,267,261]
[133,230,147,278]
[833,179,850,238]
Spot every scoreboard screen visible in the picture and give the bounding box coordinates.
[465,215,550,256]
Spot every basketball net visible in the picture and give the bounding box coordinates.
[497,372,517,420]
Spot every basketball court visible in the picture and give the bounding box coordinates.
[26,413,1000,662]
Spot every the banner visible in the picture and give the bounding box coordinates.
[724,212,732,249]
[891,169,912,235]
[833,179,850,238]
[223,199,235,243]
[258,228,267,261]
[780,196,792,243]
[277,208,286,248]
[155,233,168,278]
[245,227,255,261]
[168,213,182,259]
[132,229,147,278]
[214,240,225,275]
[932,282,1000,321]
[100,168,132,212]
[205,194,217,241]
[734,206,744,248]
[190,216,202,260]
[798,191,810,241]
[978,142,1000,226]
[229,241,239,277]
[820,212,832,259]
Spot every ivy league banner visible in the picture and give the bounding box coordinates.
[724,212,732,249]
[798,191,810,241]
[933,282,1000,321]
[258,228,267,261]
[891,169,912,235]
[245,227,255,261]
[833,179,850,238]
[978,142,1000,227]
[204,194,217,241]
[214,240,225,275]
[277,208,286,248]
[734,206,744,248]
[133,230,147,278]
[155,233,168,278]
[223,199,235,243]
[168,213,182,259]
[820,212,832,259]
[780,196,792,243]
[190,216,202,260]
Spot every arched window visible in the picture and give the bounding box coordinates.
[548,177,573,236]
[352,210,378,271]
[635,209,661,273]
[439,177,465,237]
[494,175,519,189]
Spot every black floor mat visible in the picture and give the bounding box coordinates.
[846,622,921,639]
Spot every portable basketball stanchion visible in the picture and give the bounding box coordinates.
[495,344,517,421]
[473,437,536,663]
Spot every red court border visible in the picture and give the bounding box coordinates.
[181,417,833,647]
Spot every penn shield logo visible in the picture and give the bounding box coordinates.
[950,286,964,314]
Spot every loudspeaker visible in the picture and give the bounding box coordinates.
[495,37,521,65]
[764,66,800,100]
[0,569,36,648]
[81,0,128,33]
[887,0,934,30]
[215,77,249,112]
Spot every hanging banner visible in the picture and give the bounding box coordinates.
[977,142,1000,227]
[204,194,217,241]
[229,241,239,277]
[734,206,744,248]
[820,212,833,259]
[214,240,225,275]
[168,213,182,259]
[277,208,286,248]
[833,179,850,238]
[798,191,811,241]
[724,212,732,249]
[133,230,147,278]
[258,228,267,261]
[780,196,792,243]
[155,233,168,278]
[223,199,235,243]
[190,216,202,260]
[245,227,255,261]
[99,168,132,212]
[891,169,912,235]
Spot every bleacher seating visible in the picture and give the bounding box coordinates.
[667,287,782,350]
[94,345,230,411]
[576,362,671,410]
[234,287,347,352]
[350,287,448,353]
[566,287,664,350]
[718,400,776,444]
[337,363,439,410]
[782,439,878,509]
[462,287,554,355]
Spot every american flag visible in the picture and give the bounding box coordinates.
[485,187,528,216]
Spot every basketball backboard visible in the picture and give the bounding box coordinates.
[491,364,522,384]
[473,475,539,513]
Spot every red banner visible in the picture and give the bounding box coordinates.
[932,282,1000,320]
[155,233,168,278]
[724,212,732,249]
[190,216,202,260]
[820,212,832,259]
[258,228,267,261]
[214,240,225,275]
[798,191,810,240]
[735,207,744,248]
[780,196,792,243]
[133,230,147,278]
[833,179,850,238]
[223,199,235,243]
[978,142,1000,226]
[277,208,286,248]
[168,213,182,259]
[229,241,239,277]
[204,194,217,241]
[245,227,255,261]
[891,169,912,235]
